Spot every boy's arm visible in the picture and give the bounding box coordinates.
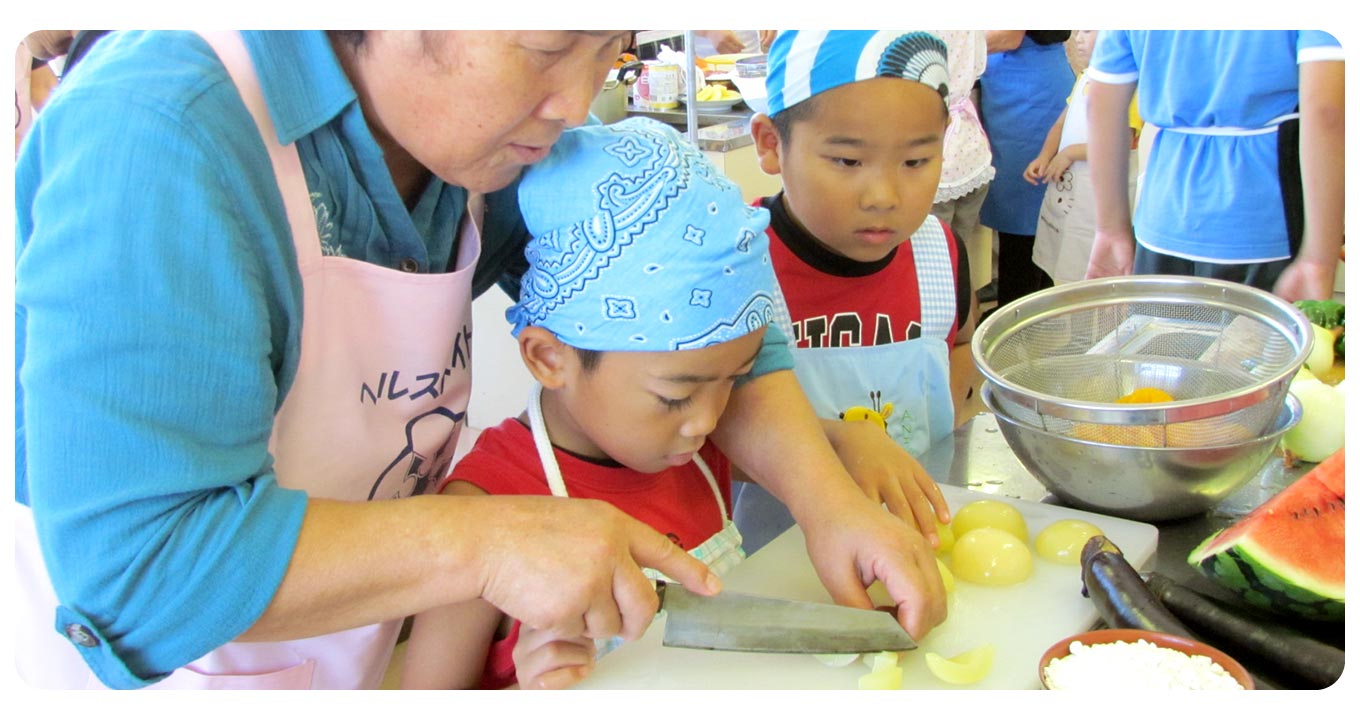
[402,599,504,689]
[400,481,507,689]
[1273,58,1344,302]
[1024,107,1068,185]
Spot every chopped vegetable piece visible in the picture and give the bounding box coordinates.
[867,651,899,673]
[924,644,996,685]
[857,665,903,690]
[936,557,956,594]
[813,653,860,667]
[1117,387,1175,403]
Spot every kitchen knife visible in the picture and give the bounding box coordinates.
[656,580,917,654]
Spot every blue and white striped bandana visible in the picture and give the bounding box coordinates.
[766,30,950,117]
[508,117,778,352]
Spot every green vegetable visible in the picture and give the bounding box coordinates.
[1295,299,1344,328]
[1295,300,1344,357]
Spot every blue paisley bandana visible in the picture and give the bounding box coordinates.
[766,30,950,118]
[509,118,778,352]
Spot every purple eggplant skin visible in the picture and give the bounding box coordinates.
[1144,572,1344,690]
[1080,536,1194,637]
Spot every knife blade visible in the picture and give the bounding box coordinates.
[656,580,917,654]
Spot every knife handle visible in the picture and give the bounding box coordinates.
[654,578,668,609]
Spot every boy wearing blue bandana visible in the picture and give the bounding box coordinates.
[734,31,979,552]
[401,118,782,689]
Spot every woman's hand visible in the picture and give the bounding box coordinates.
[472,495,720,643]
[823,419,950,547]
[512,626,596,690]
[1273,256,1340,302]
[699,30,745,55]
[1084,228,1136,279]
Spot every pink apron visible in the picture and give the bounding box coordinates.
[14,31,479,689]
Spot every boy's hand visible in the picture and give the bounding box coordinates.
[823,419,950,546]
[1042,150,1076,184]
[512,626,597,690]
[798,487,948,642]
[1023,158,1048,185]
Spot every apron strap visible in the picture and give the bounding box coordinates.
[527,382,727,518]
[909,215,956,341]
[196,31,323,265]
[1161,112,1298,137]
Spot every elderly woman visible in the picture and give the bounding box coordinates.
[15,31,946,690]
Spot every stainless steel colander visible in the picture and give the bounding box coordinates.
[972,276,1311,448]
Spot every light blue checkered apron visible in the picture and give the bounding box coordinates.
[732,216,957,552]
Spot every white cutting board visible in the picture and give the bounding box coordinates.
[576,483,1158,690]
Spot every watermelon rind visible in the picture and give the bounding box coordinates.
[1187,455,1345,623]
[1190,538,1344,622]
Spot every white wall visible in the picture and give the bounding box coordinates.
[467,284,536,432]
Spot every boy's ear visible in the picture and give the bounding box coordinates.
[518,326,571,389]
[750,113,785,176]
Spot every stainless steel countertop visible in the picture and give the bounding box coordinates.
[916,412,1343,685]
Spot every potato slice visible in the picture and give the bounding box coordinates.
[857,666,904,690]
[924,644,996,685]
[936,557,956,594]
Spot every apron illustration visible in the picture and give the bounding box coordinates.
[525,382,744,656]
[1033,73,1138,285]
[733,217,957,552]
[15,31,478,689]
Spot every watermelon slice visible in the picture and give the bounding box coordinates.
[1187,450,1345,622]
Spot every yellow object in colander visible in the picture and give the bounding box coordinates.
[1117,387,1175,404]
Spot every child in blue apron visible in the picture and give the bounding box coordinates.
[399,118,781,689]
[737,30,978,553]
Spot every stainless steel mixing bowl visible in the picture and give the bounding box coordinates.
[972,276,1311,447]
[983,384,1302,522]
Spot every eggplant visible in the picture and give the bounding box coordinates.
[1144,572,1344,689]
[1079,536,1193,637]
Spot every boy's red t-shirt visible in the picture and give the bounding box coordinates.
[442,416,732,688]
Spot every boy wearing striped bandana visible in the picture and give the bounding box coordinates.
[734,30,978,552]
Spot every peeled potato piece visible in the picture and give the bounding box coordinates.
[934,520,956,555]
[951,499,1029,542]
[951,527,1033,586]
[924,644,996,685]
[1034,519,1104,565]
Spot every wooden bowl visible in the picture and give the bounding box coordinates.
[1039,628,1254,690]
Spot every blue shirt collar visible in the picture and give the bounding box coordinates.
[241,31,356,146]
